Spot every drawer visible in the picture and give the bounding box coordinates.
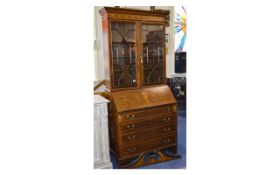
[119,114,176,133]
[121,123,176,144]
[122,134,176,157]
[118,105,176,122]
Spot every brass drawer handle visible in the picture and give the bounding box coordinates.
[163,107,171,113]
[127,135,136,140]
[126,124,135,129]
[162,117,171,122]
[125,114,135,119]
[163,139,171,144]
[127,147,136,153]
[163,127,171,132]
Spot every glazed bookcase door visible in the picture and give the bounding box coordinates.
[111,21,137,89]
[141,24,165,85]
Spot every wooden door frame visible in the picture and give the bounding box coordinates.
[108,20,140,91]
[139,22,167,87]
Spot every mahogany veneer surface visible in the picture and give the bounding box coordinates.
[112,85,176,112]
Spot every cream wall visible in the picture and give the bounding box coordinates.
[93,6,175,81]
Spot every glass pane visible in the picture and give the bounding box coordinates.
[142,24,164,85]
[111,22,137,88]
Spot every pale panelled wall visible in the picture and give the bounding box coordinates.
[166,6,175,78]
[93,6,175,81]
[94,6,105,81]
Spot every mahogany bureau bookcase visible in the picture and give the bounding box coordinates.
[98,7,181,168]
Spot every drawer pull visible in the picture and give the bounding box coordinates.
[163,127,171,132]
[163,117,171,122]
[127,147,136,153]
[126,114,135,119]
[163,139,171,144]
[126,124,135,129]
[127,135,136,140]
[163,107,171,113]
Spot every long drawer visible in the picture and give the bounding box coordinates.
[119,114,176,133]
[118,105,176,122]
[121,123,176,144]
[122,134,176,157]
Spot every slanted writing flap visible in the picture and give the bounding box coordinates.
[111,85,176,112]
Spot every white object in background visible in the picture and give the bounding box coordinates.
[171,73,186,78]
[94,95,112,169]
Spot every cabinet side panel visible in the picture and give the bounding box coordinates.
[108,100,123,158]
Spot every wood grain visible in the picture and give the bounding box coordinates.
[111,85,176,112]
